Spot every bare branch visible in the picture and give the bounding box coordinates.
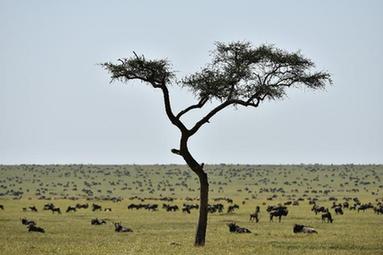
[176,97,209,119]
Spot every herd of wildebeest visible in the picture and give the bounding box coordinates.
[0,164,382,236]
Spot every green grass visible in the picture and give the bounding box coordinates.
[0,164,382,255]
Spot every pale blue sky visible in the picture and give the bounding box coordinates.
[1,0,382,164]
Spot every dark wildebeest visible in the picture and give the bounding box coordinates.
[249,206,260,223]
[91,218,106,225]
[114,222,133,232]
[311,204,326,215]
[227,223,251,233]
[358,204,373,213]
[66,206,77,213]
[50,207,61,214]
[227,204,239,213]
[293,224,317,234]
[334,206,343,215]
[92,203,102,212]
[27,224,45,233]
[21,218,36,226]
[29,206,38,212]
[76,203,89,209]
[164,204,179,212]
[321,210,333,223]
[269,206,288,222]
[0,205,4,210]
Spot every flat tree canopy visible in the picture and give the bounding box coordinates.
[102,41,332,246]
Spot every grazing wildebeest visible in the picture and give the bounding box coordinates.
[92,203,102,212]
[227,223,251,233]
[114,222,133,232]
[29,206,38,212]
[269,206,288,222]
[50,207,61,214]
[91,218,106,225]
[145,204,158,211]
[321,210,333,223]
[311,204,326,215]
[249,206,260,223]
[164,204,179,212]
[76,203,89,209]
[21,218,36,226]
[104,208,112,212]
[43,203,55,211]
[27,224,45,233]
[66,206,77,213]
[0,205,4,210]
[358,204,373,212]
[334,206,343,215]
[182,207,191,214]
[293,224,317,234]
[227,204,239,213]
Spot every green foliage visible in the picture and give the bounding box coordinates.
[183,41,332,103]
[102,53,174,87]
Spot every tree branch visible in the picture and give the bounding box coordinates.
[176,97,209,119]
[189,98,262,136]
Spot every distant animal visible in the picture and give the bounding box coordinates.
[27,224,45,233]
[91,218,106,225]
[249,206,260,222]
[50,207,61,214]
[293,224,318,234]
[311,205,326,215]
[227,223,251,233]
[334,206,343,215]
[21,218,36,226]
[269,206,288,222]
[227,204,239,213]
[29,206,38,212]
[0,205,4,210]
[76,203,89,209]
[114,222,133,232]
[66,206,77,213]
[104,208,112,212]
[321,211,333,223]
[92,203,102,212]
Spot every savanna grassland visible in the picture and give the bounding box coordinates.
[0,164,382,255]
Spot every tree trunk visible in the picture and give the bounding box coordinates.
[194,171,208,246]
[180,134,209,246]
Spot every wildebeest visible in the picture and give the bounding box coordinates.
[269,206,288,222]
[76,203,89,209]
[358,204,373,212]
[321,210,333,223]
[66,206,77,213]
[227,223,251,233]
[28,206,38,212]
[227,204,239,213]
[92,203,102,212]
[0,205,4,210]
[21,218,36,226]
[249,206,260,222]
[163,204,179,212]
[91,218,106,225]
[50,207,61,214]
[114,222,133,232]
[104,208,112,212]
[334,206,344,215]
[311,204,326,215]
[293,224,318,234]
[27,224,45,233]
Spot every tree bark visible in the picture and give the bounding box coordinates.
[194,171,208,246]
[180,134,209,246]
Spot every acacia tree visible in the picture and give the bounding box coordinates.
[102,41,331,246]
